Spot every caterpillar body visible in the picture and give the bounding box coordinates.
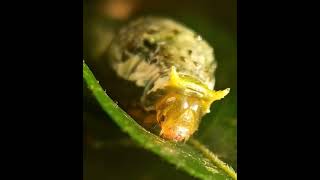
[106,17,229,142]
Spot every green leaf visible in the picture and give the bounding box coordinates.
[83,62,236,180]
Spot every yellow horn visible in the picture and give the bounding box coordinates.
[169,66,181,87]
[167,65,230,113]
[209,88,230,102]
[203,88,230,113]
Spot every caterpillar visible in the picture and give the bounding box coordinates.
[105,17,229,142]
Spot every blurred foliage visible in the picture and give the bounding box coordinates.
[83,0,236,179]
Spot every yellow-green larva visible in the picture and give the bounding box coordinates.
[106,17,229,142]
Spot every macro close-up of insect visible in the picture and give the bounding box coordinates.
[83,0,237,179]
[105,17,230,142]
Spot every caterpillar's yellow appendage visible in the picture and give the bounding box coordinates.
[169,66,230,101]
[167,66,230,114]
[169,66,181,87]
[203,88,230,113]
[209,88,230,102]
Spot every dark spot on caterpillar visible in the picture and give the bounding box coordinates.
[172,29,180,35]
[146,28,158,34]
[193,61,199,66]
[159,114,166,124]
[163,53,172,59]
[126,40,136,53]
[121,51,130,62]
[180,56,186,62]
[143,39,157,51]
[149,58,158,64]
[188,50,192,55]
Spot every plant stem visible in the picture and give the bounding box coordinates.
[189,138,237,180]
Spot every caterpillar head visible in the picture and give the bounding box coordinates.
[155,66,230,142]
[156,93,202,142]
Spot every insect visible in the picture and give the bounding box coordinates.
[106,17,229,142]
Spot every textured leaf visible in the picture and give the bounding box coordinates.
[83,62,236,180]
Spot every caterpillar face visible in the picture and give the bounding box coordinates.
[156,92,202,142]
[106,17,230,142]
[155,67,229,142]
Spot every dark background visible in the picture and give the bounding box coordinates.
[83,0,237,179]
[3,0,317,179]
